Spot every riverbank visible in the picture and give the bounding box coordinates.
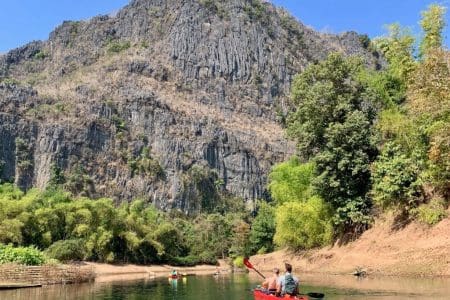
[251,211,450,277]
[0,264,95,286]
[0,260,230,286]
[87,259,230,282]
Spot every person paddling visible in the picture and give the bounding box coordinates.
[261,268,279,294]
[276,263,299,297]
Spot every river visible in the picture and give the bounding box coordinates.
[1,273,449,299]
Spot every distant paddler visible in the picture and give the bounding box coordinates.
[169,269,178,279]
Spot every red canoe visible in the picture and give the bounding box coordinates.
[253,290,309,300]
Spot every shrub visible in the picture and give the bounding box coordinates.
[0,219,24,245]
[412,198,448,225]
[256,246,267,255]
[233,256,244,268]
[274,196,333,250]
[199,0,217,12]
[107,40,131,54]
[371,142,424,211]
[280,11,301,36]
[45,239,87,262]
[0,244,46,265]
[249,202,275,254]
[34,51,48,60]
[268,158,315,205]
[170,255,199,267]
[0,77,20,85]
[169,254,217,267]
[244,0,270,26]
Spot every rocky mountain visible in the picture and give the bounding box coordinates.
[0,0,379,213]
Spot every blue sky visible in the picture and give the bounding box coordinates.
[272,0,449,45]
[0,0,448,53]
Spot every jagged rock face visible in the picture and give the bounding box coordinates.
[0,0,378,213]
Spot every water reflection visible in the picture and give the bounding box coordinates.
[0,273,449,300]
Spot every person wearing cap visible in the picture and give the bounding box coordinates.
[261,268,280,294]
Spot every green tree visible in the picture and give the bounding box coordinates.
[249,202,275,254]
[268,158,315,205]
[229,220,251,258]
[274,196,333,250]
[374,23,416,83]
[48,164,66,187]
[371,143,424,211]
[419,4,447,58]
[314,110,376,230]
[287,53,378,233]
[407,48,450,197]
[288,53,375,158]
[154,222,187,259]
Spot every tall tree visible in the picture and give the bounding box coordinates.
[287,53,378,235]
[419,4,447,58]
[375,23,416,83]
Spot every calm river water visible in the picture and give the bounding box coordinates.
[1,273,449,300]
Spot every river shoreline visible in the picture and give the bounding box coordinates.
[250,212,450,278]
[0,260,230,287]
[88,260,230,282]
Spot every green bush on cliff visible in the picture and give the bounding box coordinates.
[107,40,131,54]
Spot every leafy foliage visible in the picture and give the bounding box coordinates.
[249,202,275,254]
[268,158,314,205]
[274,196,333,250]
[314,110,376,227]
[419,4,447,58]
[412,197,448,226]
[371,143,424,211]
[371,4,449,222]
[0,244,47,266]
[287,53,377,233]
[374,23,416,83]
[0,184,248,265]
[45,239,86,262]
[107,40,131,54]
[233,256,245,268]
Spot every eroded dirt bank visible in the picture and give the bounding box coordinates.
[251,211,450,277]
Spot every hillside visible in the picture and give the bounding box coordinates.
[251,209,450,277]
[0,0,378,212]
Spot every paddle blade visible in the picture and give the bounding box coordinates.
[307,292,325,299]
[243,258,253,269]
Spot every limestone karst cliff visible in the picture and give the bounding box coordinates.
[0,0,379,213]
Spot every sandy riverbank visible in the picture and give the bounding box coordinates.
[84,260,230,282]
[251,211,450,278]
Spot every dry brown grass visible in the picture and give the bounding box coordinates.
[251,210,450,277]
[32,50,293,152]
